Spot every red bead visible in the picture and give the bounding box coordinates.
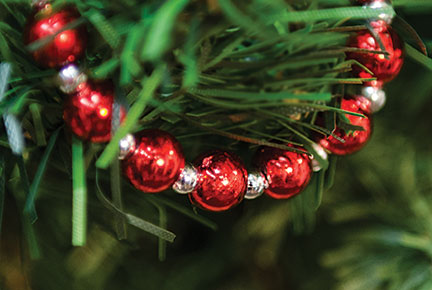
[189,151,247,212]
[349,94,372,115]
[253,145,312,199]
[24,6,87,68]
[122,130,185,193]
[346,25,404,85]
[63,80,120,143]
[318,96,373,155]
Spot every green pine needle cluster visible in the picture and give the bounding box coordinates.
[1,0,432,289]
[0,0,389,246]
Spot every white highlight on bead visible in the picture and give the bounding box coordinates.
[245,171,268,200]
[362,86,386,113]
[310,143,328,172]
[118,134,136,160]
[173,163,198,194]
[364,0,394,24]
[58,64,87,94]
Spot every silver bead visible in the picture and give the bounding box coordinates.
[310,143,328,172]
[58,64,87,94]
[364,0,394,24]
[172,163,198,194]
[245,172,268,200]
[118,134,136,160]
[362,86,386,113]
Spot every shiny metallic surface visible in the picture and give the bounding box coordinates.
[58,64,87,94]
[118,133,136,160]
[189,150,247,211]
[346,26,404,86]
[24,7,88,68]
[365,1,394,24]
[310,143,328,172]
[122,129,185,193]
[362,86,386,113]
[172,163,198,194]
[254,145,312,199]
[63,80,119,142]
[318,97,373,155]
[245,171,268,200]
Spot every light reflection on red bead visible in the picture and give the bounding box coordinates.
[63,80,121,143]
[98,107,109,118]
[189,150,247,212]
[24,7,87,68]
[254,145,312,199]
[318,96,373,155]
[122,130,185,193]
[346,25,404,85]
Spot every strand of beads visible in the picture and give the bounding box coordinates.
[25,2,122,142]
[350,0,403,113]
[24,1,126,245]
[23,1,404,214]
[314,0,404,157]
[119,130,313,212]
[23,1,315,213]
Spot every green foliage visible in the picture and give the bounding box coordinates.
[320,123,432,290]
[71,136,87,246]
[0,0,432,289]
[0,0,387,247]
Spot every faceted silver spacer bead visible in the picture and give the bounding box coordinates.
[245,171,268,200]
[118,134,136,160]
[172,163,198,194]
[364,1,394,24]
[58,64,88,94]
[310,143,328,172]
[362,86,386,113]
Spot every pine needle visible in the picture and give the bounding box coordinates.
[72,136,87,246]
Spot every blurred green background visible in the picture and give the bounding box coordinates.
[6,51,432,290]
[2,1,432,290]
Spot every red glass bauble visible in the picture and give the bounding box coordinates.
[122,130,185,193]
[63,80,121,143]
[24,6,87,68]
[253,145,312,199]
[346,25,404,85]
[348,95,372,115]
[189,150,248,212]
[318,96,373,155]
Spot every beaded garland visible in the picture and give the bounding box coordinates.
[24,0,404,212]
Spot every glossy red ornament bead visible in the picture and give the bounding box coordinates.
[63,80,120,143]
[122,130,185,193]
[318,96,373,155]
[253,145,312,200]
[24,5,87,68]
[189,150,248,212]
[346,25,404,85]
[349,94,372,115]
